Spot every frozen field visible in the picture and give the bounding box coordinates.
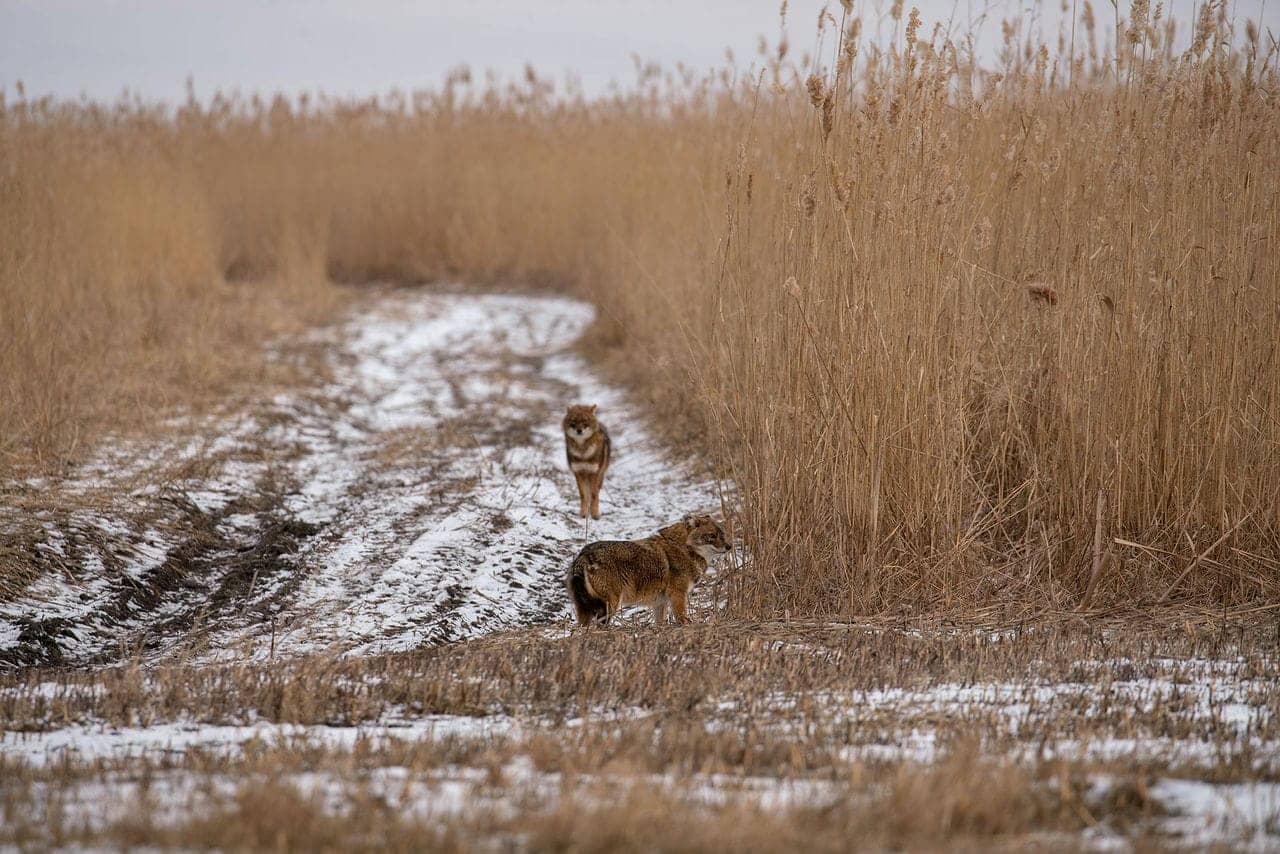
[0,290,722,666]
[3,622,1278,849]
[2,291,1277,850]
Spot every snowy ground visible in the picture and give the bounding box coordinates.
[4,662,1278,848]
[10,762,1276,850]
[13,736,1274,850]
[0,290,723,666]
[3,290,1277,849]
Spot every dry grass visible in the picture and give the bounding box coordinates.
[2,616,1276,849]
[4,616,1276,755]
[0,96,345,473]
[3,7,1278,621]
[0,748,1098,852]
[5,15,1277,844]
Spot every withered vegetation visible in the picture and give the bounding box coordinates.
[2,3,1279,848]
[3,3,1277,616]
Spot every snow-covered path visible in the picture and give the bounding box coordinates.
[0,290,722,666]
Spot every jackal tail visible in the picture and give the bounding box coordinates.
[567,555,607,624]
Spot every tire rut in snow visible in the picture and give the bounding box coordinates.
[1,480,319,667]
[1,291,723,666]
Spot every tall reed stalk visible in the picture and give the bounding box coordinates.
[2,6,1276,612]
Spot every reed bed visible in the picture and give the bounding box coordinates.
[2,5,1277,617]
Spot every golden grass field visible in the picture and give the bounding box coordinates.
[3,3,1276,620]
[2,5,1280,848]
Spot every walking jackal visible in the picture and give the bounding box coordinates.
[565,514,731,626]
[563,404,611,519]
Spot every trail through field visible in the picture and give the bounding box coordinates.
[0,290,722,666]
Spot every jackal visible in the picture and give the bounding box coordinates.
[563,404,610,519]
[565,514,731,626]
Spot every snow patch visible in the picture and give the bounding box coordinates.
[1,290,725,666]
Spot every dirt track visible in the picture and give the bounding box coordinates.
[0,290,722,667]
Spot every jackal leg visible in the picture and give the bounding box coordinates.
[573,473,591,517]
[600,594,620,626]
[589,465,606,519]
[670,586,692,625]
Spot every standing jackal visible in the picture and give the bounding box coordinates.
[566,514,731,626]
[563,404,610,519]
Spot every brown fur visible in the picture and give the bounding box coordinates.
[565,514,731,626]
[563,404,611,519]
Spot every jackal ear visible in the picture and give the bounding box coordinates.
[589,404,597,414]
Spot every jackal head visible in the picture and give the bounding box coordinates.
[682,513,732,561]
[563,404,600,442]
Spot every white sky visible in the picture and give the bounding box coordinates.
[2,0,1275,103]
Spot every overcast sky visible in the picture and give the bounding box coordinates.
[2,0,1275,103]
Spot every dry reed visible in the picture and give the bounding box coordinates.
[2,8,1277,617]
